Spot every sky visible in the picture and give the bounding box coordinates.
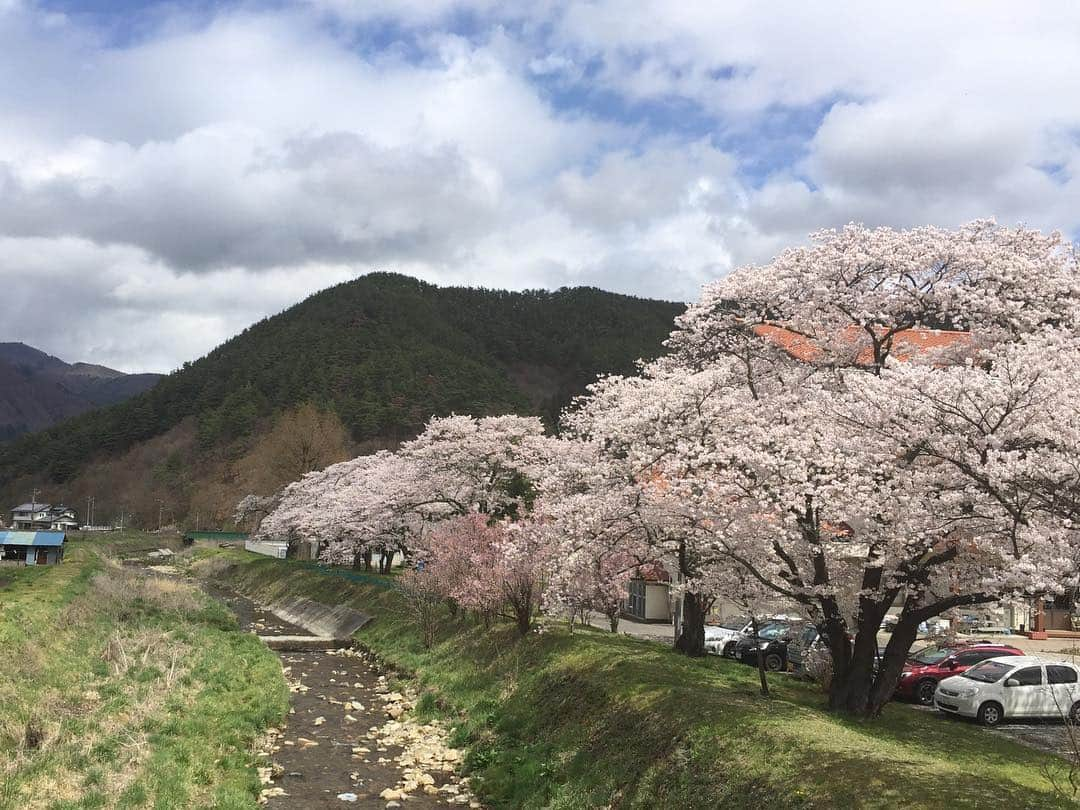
[2,1,1080,372]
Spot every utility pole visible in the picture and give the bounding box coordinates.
[27,488,39,530]
[157,499,165,532]
[86,495,95,528]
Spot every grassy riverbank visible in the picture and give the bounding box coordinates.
[0,539,288,810]
[197,551,1076,810]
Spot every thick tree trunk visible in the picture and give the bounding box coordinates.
[513,598,532,637]
[362,549,373,572]
[607,609,619,633]
[825,602,888,715]
[516,609,531,636]
[378,549,395,574]
[825,606,921,717]
[675,591,709,657]
[865,616,922,714]
[508,582,534,637]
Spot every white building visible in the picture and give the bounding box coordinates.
[10,503,79,532]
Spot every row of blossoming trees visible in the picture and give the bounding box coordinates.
[251,221,1080,718]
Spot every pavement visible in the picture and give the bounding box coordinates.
[972,634,1080,658]
[594,614,1080,661]
[584,613,675,642]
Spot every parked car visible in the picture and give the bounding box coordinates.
[879,616,949,635]
[734,621,803,671]
[895,641,1024,705]
[704,617,755,657]
[934,656,1080,726]
[704,614,801,657]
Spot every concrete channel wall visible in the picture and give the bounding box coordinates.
[267,596,372,641]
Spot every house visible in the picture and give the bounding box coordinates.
[623,562,674,623]
[10,503,78,532]
[0,531,66,565]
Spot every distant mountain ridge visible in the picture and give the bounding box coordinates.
[0,273,684,525]
[0,343,162,441]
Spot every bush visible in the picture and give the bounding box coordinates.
[804,644,833,691]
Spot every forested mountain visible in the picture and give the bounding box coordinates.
[0,274,683,526]
[0,343,161,442]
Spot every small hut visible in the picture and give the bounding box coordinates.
[0,531,66,566]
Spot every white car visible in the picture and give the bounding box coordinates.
[704,617,755,656]
[934,656,1080,727]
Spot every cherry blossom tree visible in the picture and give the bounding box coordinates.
[406,513,548,637]
[563,368,751,656]
[568,221,1080,715]
[258,414,551,573]
[538,488,643,632]
[398,414,550,521]
[256,451,419,569]
[233,493,277,531]
[530,440,651,632]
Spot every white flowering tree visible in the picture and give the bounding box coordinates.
[397,414,550,522]
[563,374,746,656]
[531,440,654,632]
[570,221,1080,716]
[258,414,552,573]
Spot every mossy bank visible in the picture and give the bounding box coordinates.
[197,551,1076,810]
[0,539,288,810]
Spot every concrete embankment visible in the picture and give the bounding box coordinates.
[263,595,371,644]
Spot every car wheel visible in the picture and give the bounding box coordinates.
[1069,702,1080,725]
[763,652,784,672]
[916,679,938,706]
[977,702,1004,727]
[722,642,735,658]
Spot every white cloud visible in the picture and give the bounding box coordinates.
[2,0,1080,370]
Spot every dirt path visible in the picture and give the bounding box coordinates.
[201,582,478,809]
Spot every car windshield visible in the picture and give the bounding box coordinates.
[910,645,953,665]
[757,623,790,639]
[720,617,749,631]
[963,661,1014,683]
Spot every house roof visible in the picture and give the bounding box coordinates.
[753,324,972,365]
[0,531,66,547]
[635,561,672,583]
[11,503,51,512]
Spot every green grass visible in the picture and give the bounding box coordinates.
[62,530,185,558]
[199,551,1078,810]
[0,538,288,809]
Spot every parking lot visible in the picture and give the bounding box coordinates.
[909,702,1078,757]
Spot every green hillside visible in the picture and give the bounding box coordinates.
[0,273,683,510]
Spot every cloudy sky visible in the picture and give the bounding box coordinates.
[3,1,1080,371]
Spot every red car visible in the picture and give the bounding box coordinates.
[895,641,1024,705]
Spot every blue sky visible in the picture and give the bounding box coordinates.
[2,0,1079,371]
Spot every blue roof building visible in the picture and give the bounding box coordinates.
[0,531,66,566]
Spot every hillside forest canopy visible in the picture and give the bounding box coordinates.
[0,273,683,527]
